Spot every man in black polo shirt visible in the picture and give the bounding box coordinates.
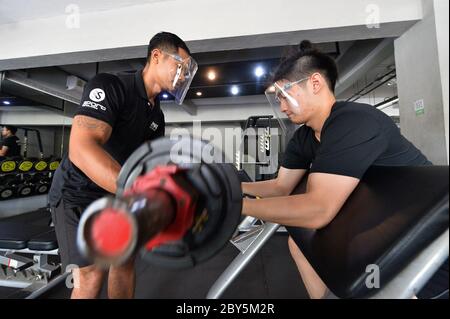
[49,32,198,299]
[0,125,21,158]
[241,41,431,299]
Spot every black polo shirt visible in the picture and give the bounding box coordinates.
[282,101,431,178]
[0,135,21,157]
[49,69,165,208]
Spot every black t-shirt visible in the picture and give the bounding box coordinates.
[0,135,21,157]
[49,69,165,208]
[282,101,431,178]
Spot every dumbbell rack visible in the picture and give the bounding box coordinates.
[0,157,60,201]
[0,171,54,201]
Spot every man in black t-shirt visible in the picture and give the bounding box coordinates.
[0,125,21,158]
[48,32,198,299]
[241,41,431,299]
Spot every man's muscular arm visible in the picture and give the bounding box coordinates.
[69,115,121,194]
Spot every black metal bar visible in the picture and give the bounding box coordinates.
[35,130,44,158]
[127,190,176,250]
[83,189,176,264]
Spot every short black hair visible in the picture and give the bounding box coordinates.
[271,40,338,93]
[4,125,17,134]
[147,32,191,61]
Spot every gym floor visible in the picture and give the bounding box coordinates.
[40,233,308,299]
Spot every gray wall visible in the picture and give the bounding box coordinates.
[433,0,449,162]
[394,0,448,164]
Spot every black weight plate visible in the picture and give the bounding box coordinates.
[116,137,242,269]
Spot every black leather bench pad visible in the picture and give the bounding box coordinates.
[0,222,56,251]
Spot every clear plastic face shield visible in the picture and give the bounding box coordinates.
[163,51,198,105]
[264,77,308,140]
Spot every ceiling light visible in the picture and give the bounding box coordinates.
[2,101,11,105]
[386,79,397,87]
[254,66,265,78]
[230,86,239,95]
[196,91,203,97]
[207,71,216,81]
[162,93,169,99]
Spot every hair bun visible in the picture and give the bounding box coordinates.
[299,40,313,53]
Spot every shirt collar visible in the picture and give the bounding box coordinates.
[135,68,149,101]
[135,68,160,108]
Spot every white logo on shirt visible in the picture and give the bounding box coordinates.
[89,88,105,102]
[150,122,159,131]
[82,100,106,111]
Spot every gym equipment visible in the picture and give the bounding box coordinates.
[33,176,51,195]
[17,157,34,173]
[3,126,60,174]
[21,127,44,160]
[48,157,61,171]
[236,116,281,182]
[0,184,15,200]
[18,127,51,172]
[15,174,34,197]
[207,166,449,299]
[0,158,16,173]
[236,124,287,234]
[0,165,54,200]
[17,183,33,197]
[32,158,48,172]
[20,172,52,196]
[0,209,61,298]
[77,137,242,269]
[0,173,20,200]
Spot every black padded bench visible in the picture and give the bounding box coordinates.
[0,222,58,251]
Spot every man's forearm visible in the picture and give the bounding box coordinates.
[69,141,121,194]
[0,147,8,157]
[242,194,328,229]
[242,180,288,198]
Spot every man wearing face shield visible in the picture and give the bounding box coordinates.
[48,32,197,299]
[241,41,432,299]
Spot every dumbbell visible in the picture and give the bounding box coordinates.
[14,174,35,197]
[48,157,61,171]
[0,174,20,200]
[77,137,242,269]
[34,181,50,194]
[0,158,17,173]
[16,157,34,173]
[17,182,33,197]
[31,172,51,194]
[0,176,16,200]
[31,158,49,172]
[0,184,15,200]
